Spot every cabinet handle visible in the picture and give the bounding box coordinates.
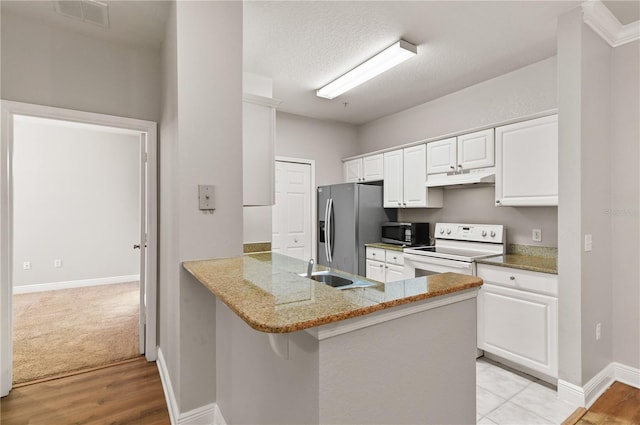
[397,202,401,206]
[458,164,463,168]
[496,200,501,204]
[450,166,455,170]
[403,202,407,206]
[385,266,389,269]
[510,276,515,280]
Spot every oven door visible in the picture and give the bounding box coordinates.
[403,253,474,278]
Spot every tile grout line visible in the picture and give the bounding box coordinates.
[477,365,554,424]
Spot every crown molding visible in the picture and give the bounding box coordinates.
[582,1,640,47]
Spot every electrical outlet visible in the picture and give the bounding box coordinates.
[23,261,31,270]
[532,229,542,242]
[54,259,62,268]
[596,322,601,340]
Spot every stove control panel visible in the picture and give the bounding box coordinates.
[435,223,505,243]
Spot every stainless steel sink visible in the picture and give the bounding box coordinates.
[308,272,353,288]
[298,270,376,290]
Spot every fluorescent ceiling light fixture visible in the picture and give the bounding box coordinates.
[317,40,417,100]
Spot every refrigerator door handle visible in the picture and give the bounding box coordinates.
[324,198,331,262]
[327,198,333,263]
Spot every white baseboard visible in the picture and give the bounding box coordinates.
[156,348,226,425]
[613,362,640,388]
[558,361,640,408]
[13,275,140,294]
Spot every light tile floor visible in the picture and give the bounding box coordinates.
[476,358,579,424]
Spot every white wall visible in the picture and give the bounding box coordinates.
[557,8,584,387]
[159,0,243,414]
[578,21,613,385]
[0,10,161,122]
[159,0,181,407]
[276,112,359,187]
[398,189,558,247]
[357,57,558,153]
[12,118,139,287]
[611,40,640,369]
[357,57,559,247]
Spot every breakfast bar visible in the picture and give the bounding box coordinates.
[183,252,483,424]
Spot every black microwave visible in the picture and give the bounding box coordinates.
[381,222,430,246]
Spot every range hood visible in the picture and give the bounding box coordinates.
[425,167,495,188]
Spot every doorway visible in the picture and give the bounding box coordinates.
[272,158,315,261]
[0,101,157,396]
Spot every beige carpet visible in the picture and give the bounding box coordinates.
[12,281,140,384]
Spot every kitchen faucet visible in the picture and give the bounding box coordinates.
[306,258,314,278]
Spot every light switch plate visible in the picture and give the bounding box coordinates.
[585,234,593,252]
[198,185,215,210]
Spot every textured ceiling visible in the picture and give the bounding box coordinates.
[243,1,587,125]
[0,0,170,50]
[2,1,636,125]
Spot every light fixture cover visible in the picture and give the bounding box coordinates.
[317,40,417,100]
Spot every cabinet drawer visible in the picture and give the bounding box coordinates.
[477,264,558,297]
[366,247,385,261]
[385,250,404,266]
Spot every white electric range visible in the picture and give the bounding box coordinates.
[403,223,505,277]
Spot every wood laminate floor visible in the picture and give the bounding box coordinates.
[0,357,170,425]
[574,381,640,425]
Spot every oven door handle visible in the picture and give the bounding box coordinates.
[404,254,472,269]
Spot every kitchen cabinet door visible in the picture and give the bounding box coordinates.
[344,158,363,183]
[383,149,404,208]
[243,94,280,206]
[495,115,558,206]
[457,129,494,171]
[366,259,386,283]
[478,283,558,378]
[426,138,456,174]
[403,144,428,207]
[477,263,558,379]
[385,263,405,283]
[363,154,384,181]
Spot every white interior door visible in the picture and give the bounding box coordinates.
[272,160,312,261]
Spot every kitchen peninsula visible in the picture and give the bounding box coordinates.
[183,252,483,424]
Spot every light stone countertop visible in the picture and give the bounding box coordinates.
[364,242,406,252]
[183,252,482,333]
[476,254,558,274]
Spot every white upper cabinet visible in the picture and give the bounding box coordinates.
[243,94,280,206]
[426,137,457,174]
[344,158,363,183]
[384,144,443,208]
[457,129,495,170]
[344,154,384,183]
[363,154,384,181]
[495,115,558,207]
[427,129,494,175]
[383,149,404,207]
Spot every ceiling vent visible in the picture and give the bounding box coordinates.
[53,0,110,28]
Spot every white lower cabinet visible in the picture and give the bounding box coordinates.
[477,264,558,379]
[365,247,404,283]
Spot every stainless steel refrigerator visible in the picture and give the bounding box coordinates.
[317,183,396,276]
